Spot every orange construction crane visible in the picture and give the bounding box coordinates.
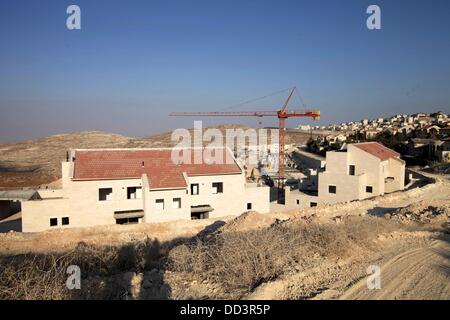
[170,87,320,198]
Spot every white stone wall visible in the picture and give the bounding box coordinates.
[285,144,406,208]
[22,161,271,232]
[242,184,270,214]
[318,171,366,204]
[347,145,384,196]
[23,177,144,232]
[384,158,405,193]
[22,198,71,232]
[144,188,190,223]
[284,188,319,209]
[187,173,269,218]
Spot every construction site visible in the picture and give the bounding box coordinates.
[1,1,449,304]
[0,88,449,301]
[0,88,410,232]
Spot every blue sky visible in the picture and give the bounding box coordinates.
[1,0,450,141]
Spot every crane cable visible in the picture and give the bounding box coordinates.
[216,87,295,112]
[293,88,307,111]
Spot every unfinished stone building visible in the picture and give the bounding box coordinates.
[286,142,406,208]
[0,190,40,220]
[22,148,270,232]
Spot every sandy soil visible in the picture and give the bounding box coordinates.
[339,239,449,300]
[244,233,449,300]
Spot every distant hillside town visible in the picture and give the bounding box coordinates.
[299,111,450,165]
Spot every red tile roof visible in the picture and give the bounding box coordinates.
[72,148,241,189]
[353,142,403,163]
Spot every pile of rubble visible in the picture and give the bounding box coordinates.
[384,201,449,224]
[218,211,276,233]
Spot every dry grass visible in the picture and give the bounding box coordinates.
[0,215,405,300]
[0,239,165,300]
[167,216,400,297]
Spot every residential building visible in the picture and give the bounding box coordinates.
[417,124,440,138]
[430,139,450,163]
[291,147,326,170]
[363,129,381,140]
[22,148,270,232]
[297,124,311,131]
[439,124,450,137]
[397,124,415,139]
[405,138,450,163]
[0,190,40,220]
[286,142,405,208]
[318,142,405,203]
[405,138,434,159]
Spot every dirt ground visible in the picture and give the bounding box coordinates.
[240,219,449,300]
[338,239,449,300]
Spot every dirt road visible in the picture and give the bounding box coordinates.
[245,235,450,300]
[339,240,450,300]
